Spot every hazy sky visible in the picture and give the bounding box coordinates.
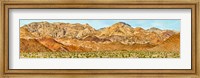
[20,19,180,31]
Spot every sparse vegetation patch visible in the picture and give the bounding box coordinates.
[20,51,180,58]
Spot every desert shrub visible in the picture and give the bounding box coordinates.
[20,51,180,58]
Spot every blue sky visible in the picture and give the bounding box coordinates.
[20,19,180,31]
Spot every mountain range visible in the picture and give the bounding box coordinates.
[20,21,180,52]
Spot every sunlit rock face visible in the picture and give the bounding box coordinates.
[20,21,179,52]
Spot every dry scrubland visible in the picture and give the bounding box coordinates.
[20,22,180,58]
[20,51,180,58]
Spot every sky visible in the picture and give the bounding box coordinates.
[20,19,180,31]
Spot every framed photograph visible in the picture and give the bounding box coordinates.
[1,0,199,78]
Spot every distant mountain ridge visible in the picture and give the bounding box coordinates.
[20,21,180,52]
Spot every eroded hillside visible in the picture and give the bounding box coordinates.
[20,21,179,52]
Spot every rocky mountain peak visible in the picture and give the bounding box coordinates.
[83,23,95,30]
[147,27,162,32]
[134,27,144,31]
[21,22,96,39]
[96,22,134,38]
[112,22,131,28]
[20,21,178,45]
[149,27,161,30]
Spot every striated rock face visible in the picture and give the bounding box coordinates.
[23,22,96,39]
[20,27,35,39]
[95,22,176,45]
[147,27,176,41]
[148,33,180,52]
[20,21,179,52]
[96,22,134,38]
[20,38,52,52]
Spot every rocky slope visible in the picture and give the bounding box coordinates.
[20,21,179,52]
[148,33,180,52]
[20,38,51,52]
[22,22,96,39]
